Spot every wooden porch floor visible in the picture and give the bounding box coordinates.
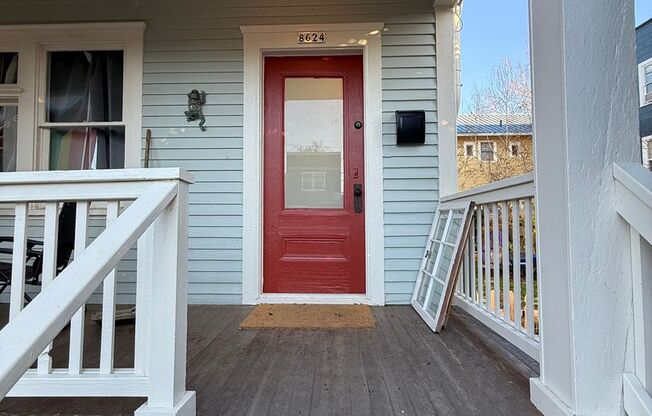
[0,305,541,416]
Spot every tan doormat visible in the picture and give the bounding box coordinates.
[239,304,376,330]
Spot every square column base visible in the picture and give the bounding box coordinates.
[135,391,196,416]
[530,378,574,416]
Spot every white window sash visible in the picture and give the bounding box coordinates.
[0,23,144,171]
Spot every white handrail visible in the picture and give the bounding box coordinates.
[442,173,535,204]
[0,182,177,397]
[0,168,197,415]
[614,163,652,244]
[615,163,652,415]
[448,174,540,360]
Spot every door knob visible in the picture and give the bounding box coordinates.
[353,184,363,213]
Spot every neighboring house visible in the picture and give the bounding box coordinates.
[456,114,533,191]
[638,18,652,169]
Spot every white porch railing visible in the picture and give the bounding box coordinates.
[0,168,196,416]
[615,163,652,416]
[443,173,540,360]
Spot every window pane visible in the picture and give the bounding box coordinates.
[49,127,124,170]
[0,105,17,171]
[646,65,652,83]
[284,78,343,209]
[0,53,18,84]
[480,142,495,161]
[47,51,124,123]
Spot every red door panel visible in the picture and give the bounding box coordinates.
[263,55,365,294]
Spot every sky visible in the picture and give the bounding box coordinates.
[459,0,652,112]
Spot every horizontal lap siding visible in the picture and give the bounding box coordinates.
[382,16,438,304]
[0,0,438,305]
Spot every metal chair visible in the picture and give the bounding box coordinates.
[0,202,77,302]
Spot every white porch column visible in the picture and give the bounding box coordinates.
[528,0,640,414]
[434,1,459,197]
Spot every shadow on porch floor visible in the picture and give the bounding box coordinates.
[0,305,541,416]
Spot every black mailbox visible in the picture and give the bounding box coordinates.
[395,111,425,145]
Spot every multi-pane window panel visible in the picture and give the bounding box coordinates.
[412,202,474,332]
[0,53,18,84]
[480,141,496,161]
[44,51,125,170]
[0,105,17,171]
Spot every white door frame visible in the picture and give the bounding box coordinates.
[240,23,385,305]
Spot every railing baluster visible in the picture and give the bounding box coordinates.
[525,198,535,336]
[68,201,89,375]
[475,208,482,305]
[470,213,476,302]
[492,203,500,316]
[512,200,522,329]
[37,202,59,375]
[135,227,154,376]
[463,227,471,298]
[483,205,491,310]
[9,203,28,320]
[100,201,120,374]
[501,202,510,323]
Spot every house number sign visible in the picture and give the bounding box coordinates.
[297,32,327,44]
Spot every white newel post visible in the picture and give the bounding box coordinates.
[528,0,640,414]
[135,180,196,416]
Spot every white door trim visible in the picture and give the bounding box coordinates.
[240,22,385,306]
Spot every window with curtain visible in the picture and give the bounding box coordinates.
[0,104,17,172]
[0,52,19,172]
[0,53,18,84]
[45,50,124,170]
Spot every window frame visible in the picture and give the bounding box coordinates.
[463,141,475,157]
[479,140,497,162]
[0,23,145,171]
[639,58,652,107]
[300,171,327,192]
[509,142,521,158]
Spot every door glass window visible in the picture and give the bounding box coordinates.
[284,77,343,209]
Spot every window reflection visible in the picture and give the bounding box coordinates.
[284,78,344,209]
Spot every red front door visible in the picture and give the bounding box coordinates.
[263,55,365,294]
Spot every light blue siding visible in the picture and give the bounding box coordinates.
[0,0,439,305]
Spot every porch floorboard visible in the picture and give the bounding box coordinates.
[0,305,540,415]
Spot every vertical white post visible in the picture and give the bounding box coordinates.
[524,200,535,336]
[529,0,639,413]
[492,204,500,316]
[483,205,490,309]
[9,203,28,320]
[100,201,120,374]
[37,202,58,375]
[476,207,483,304]
[470,214,476,302]
[135,226,154,376]
[135,181,196,416]
[512,201,521,330]
[69,201,89,375]
[501,202,510,323]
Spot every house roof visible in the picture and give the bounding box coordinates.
[457,114,532,135]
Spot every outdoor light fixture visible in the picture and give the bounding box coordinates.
[395,111,426,145]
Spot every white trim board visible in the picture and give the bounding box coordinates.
[240,23,385,306]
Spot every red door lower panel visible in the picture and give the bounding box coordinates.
[263,55,365,294]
